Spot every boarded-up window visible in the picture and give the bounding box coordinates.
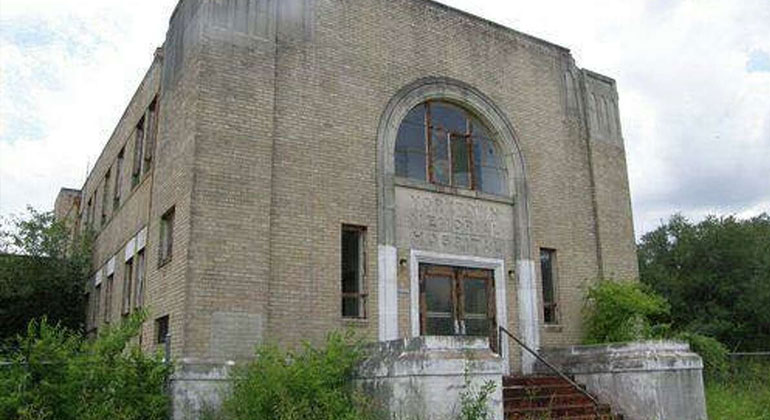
[159,207,175,266]
[341,225,367,319]
[134,250,146,308]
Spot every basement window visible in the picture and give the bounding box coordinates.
[341,225,367,319]
[540,248,559,325]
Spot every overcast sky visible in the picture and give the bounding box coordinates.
[1,0,768,237]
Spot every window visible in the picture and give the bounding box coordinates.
[122,257,133,315]
[85,197,93,230]
[155,315,169,345]
[114,147,124,211]
[93,284,101,326]
[341,225,367,319]
[540,248,558,324]
[101,169,111,225]
[134,250,146,308]
[395,101,508,196]
[143,97,158,174]
[132,116,145,188]
[159,207,175,266]
[103,274,113,323]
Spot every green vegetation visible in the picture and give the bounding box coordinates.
[218,331,380,420]
[705,359,770,420]
[0,312,171,420]
[638,213,770,352]
[582,279,670,344]
[0,207,93,342]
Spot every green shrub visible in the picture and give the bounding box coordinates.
[0,312,171,420]
[674,331,729,379]
[583,279,670,344]
[221,331,380,420]
[458,375,496,420]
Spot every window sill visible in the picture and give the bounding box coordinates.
[543,324,563,333]
[341,317,369,327]
[394,177,515,205]
[158,257,172,269]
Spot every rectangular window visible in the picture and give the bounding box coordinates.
[114,147,124,211]
[103,274,113,323]
[86,197,93,230]
[159,207,175,266]
[93,284,101,326]
[101,169,111,225]
[155,315,169,345]
[134,250,146,308]
[132,117,145,188]
[143,97,158,174]
[540,248,558,324]
[341,225,367,319]
[122,257,133,315]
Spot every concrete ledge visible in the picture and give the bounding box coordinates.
[356,336,504,420]
[536,341,707,420]
[169,359,234,420]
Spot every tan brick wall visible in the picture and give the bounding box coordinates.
[75,0,639,364]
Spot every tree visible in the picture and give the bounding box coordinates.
[638,213,770,351]
[0,207,92,343]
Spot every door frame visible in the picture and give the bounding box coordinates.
[409,249,509,372]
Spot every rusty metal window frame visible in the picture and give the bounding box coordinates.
[341,224,368,319]
[398,100,503,194]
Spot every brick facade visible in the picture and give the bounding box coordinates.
[56,0,638,372]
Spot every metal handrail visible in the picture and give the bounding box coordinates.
[498,326,600,410]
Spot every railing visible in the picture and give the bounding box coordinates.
[498,326,600,410]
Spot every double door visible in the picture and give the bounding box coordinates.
[419,264,497,349]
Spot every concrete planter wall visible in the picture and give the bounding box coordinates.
[356,337,504,420]
[536,341,707,420]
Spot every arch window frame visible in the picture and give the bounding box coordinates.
[395,100,508,196]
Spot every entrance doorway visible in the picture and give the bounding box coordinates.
[419,264,498,350]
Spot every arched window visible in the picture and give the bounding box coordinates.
[395,101,508,196]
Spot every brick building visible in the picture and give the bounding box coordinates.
[56,0,637,377]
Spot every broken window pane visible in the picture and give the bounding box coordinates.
[451,135,471,188]
[430,129,450,185]
[394,101,508,196]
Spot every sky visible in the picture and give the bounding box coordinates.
[1,0,768,238]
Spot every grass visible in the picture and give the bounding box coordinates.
[705,359,770,420]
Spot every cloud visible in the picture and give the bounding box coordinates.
[1,0,768,239]
[0,0,179,218]
[437,0,770,236]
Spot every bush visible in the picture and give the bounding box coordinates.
[674,331,729,379]
[583,279,670,344]
[221,331,380,420]
[0,312,171,420]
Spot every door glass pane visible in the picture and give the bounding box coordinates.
[426,316,455,336]
[465,318,489,336]
[425,276,452,313]
[463,277,488,315]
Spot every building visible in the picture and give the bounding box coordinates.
[55,1,648,415]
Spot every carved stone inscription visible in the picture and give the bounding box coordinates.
[395,187,514,258]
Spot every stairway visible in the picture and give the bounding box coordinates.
[503,375,623,420]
